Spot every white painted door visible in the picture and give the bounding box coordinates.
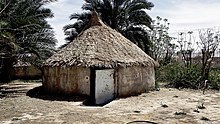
[95,69,115,105]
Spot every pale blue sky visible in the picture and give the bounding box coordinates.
[46,0,220,47]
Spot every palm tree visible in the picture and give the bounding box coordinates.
[63,0,154,53]
[0,0,57,82]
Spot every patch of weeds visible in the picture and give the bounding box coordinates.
[160,102,168,108]
[133,110,141,113]
[174,111,186,115]
[141,95,147,97]
[201,117,210,121]
[12,117,21,121]
[197,100,206,109]
[155,81,160,91]
[198,103,206,109]
[193,109,200,113]
[161,104,168,108]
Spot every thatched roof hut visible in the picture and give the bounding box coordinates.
[43,11,157,105]
[11,60,41,79]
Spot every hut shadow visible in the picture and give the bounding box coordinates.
[26,86,88,102]
[82,98,113,107]
[27,87,112,106]
[0,81,38,98]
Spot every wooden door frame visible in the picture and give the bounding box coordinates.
[89,68,96,104]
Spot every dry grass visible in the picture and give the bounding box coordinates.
[1,81,220,124]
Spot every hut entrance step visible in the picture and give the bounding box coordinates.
[94,69,115,105]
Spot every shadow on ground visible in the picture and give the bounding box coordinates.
[27,86,114,106]
[0,81,108,105]
[26,86,88,102]
[0,83,34,98]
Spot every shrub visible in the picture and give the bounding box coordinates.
[156,62,220,90]
[156,63,202,89]
[209,68,220,90]
[156,63,182,83]
[172,64,202,89]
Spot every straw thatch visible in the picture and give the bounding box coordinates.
[44,11,156,68]
[13,60,31,67]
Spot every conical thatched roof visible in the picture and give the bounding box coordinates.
[44,11,157,68]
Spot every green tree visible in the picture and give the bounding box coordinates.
[177,31,195,67]
[198,29,220,80]
[149,16,176,64]
[0,0,57,82]
[63,0,154,53]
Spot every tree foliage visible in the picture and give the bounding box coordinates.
[177,31,194,66]
[198,29,220,80]
[63,0,154,53]
[157,28,220,90]
[0,0,57,82]
[149,16,176,65]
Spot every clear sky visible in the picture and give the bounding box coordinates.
[46,0,220,47]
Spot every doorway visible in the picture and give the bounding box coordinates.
[90,69,115,105]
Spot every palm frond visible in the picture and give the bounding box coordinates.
[63,20,85,32]
[63,24,76,32]
[125,0,154,9]
[82,3,93,10]
[69,12,91,20]
[129,10,152,26]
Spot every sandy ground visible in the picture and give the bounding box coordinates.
[0,81,220,124]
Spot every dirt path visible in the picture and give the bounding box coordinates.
[0,81,220,124]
